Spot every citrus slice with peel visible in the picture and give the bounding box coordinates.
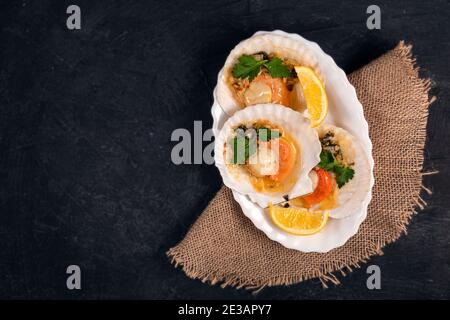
[268,203,329,235]
[294,66,328,127]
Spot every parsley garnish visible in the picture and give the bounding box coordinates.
[334,165,355,189]
[257,127,280,141]
[231,135,256,164]
[230,127,280,164]
[232,55,291,82]
[318,150,354,188]
[264,57,292,78]
[232,55,267,82]
[318,150,337,171]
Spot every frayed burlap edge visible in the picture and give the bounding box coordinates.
[167,41,436,291]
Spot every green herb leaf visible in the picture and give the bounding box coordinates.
[334,166,355,188]
[231,135,256,164]
[318,150,337,171]
[264,57,292,78]
[246,136,257,159]
[257,127,280,141]
[232,55,292,82]
[232,55,267,82]
[317,150,354,188]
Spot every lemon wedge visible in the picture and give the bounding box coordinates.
[294,66,328,127]
[269,203,329,235]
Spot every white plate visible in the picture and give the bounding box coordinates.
[211,30,375,253]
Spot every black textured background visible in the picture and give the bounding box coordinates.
[0,0,449,299]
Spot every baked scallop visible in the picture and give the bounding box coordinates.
[216,32,319,116]
[289,124,371,219]
[214,103,321,208]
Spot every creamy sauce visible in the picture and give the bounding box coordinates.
[319,185,338,210]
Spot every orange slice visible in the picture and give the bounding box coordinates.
[269,203,329,235]
[294,66,328,127]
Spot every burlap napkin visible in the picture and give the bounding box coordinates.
[167,41,434,290]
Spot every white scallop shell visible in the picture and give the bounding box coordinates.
[316,124,371,219]
[216,32,323,116]
[214,103,321,208]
